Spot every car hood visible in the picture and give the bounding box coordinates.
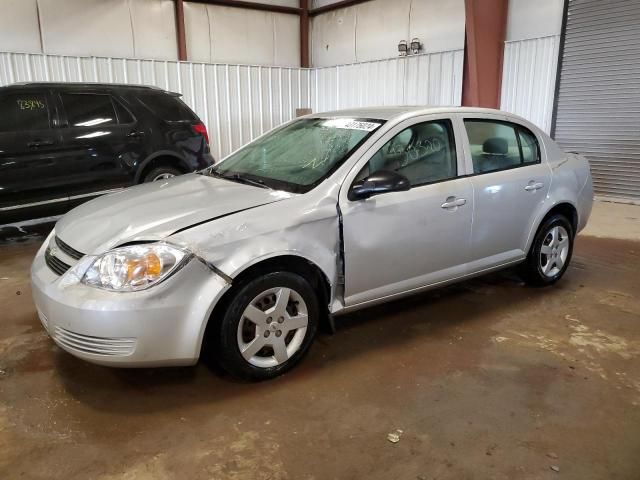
[55,174,293,254]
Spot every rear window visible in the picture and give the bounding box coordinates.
[0,93,50,132]
[137,93,196,122]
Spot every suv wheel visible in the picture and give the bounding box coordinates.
[521,214,574,286]
[143,166,182,183]
[214,272,319,381]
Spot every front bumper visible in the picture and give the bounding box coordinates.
[31,242,230,367]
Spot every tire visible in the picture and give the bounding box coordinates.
[521,214,574,286]
[214,271,319,381]
[142,166,182,183]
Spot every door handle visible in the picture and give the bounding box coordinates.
[441,197,467,209]
[127,130,145,138]
[524,181,544,191]
[27,139,54,148]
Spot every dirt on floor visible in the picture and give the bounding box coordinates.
[0,222,639,480]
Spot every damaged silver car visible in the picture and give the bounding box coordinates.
[31,107,593,380]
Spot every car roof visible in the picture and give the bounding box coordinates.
[310,106,524,122]
[1,82,178,95]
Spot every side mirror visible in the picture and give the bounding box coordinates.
[349,170,411,201]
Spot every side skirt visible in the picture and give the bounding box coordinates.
[332,257,525,317]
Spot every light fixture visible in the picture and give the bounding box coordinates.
[410,38,422,55]
[398,40,408,56]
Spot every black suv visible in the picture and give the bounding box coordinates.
[0,82,214,224]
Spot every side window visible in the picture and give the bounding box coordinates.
[518,127,540,164]
[355,120,457,187]
[0,93,50,132]
[61,93,117,127]
[464,120,541,174]
[464,120,521,174]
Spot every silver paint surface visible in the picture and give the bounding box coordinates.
[31,107,594,366]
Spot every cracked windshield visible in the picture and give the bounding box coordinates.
[210,117,382,192]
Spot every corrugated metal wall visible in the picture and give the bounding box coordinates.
[0,49,464,158]
[553,0,640,199]
[500,35,560,133]
[0,51,312,160]
[313,50,464,112]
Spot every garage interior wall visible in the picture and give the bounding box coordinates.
[183,2,300,66]
[553,0,640,199]
[0,51,311,161]
[0,0,301,67]
[0,0,467,161]
[310,0,466,67]
[0,45,463,160]
[313,50,463,112]
[499,0,564,133]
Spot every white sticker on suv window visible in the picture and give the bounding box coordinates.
[322,118,381,131]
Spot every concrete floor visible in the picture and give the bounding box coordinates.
[1,201,639,479]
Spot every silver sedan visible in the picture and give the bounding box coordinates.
[31,107,593,380]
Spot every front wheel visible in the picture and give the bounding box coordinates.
[521,214,574,286]
[214,272,319,381]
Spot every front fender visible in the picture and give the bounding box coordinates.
[170,190,341,305]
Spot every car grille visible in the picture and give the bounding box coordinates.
[53,326,136,356]
[55,236,84,260]
[45,247,71,276]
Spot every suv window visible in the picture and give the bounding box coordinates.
[464,120,540,174]
[61,93,117,128]
[0,93,50,132]
[113,97,135,124]
[355,120,457,187]
[138,93,196,122]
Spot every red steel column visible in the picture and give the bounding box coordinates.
[175,0,188,61]
[462,0,509,108]
[300,0,310,67]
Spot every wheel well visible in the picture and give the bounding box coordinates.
[201,255,332,356]
[138,155,188,183]
[544,203,578,234]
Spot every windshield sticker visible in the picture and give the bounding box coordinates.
[322,118,381,131]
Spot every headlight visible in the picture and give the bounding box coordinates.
[81,243,189,292]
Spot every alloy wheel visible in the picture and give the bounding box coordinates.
[236,287,309,368]
[540,225,570,277]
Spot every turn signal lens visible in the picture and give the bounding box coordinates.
[82,243,188,292]
[125,253,162,284]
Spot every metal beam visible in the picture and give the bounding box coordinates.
[549,0,570,140]
[175,0,188,61]
[300,0,310,67]
[308,0,373,17]
[187,0,302,15]
[461,0,508,108]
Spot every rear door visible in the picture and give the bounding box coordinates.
[459,116,552,271]
[0,88,69,214]
[56,90,146,196]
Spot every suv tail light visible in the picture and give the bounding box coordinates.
[192,122,210,145]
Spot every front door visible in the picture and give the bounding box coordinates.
[461,118,552,271]
[0,89,69,217]
[339,117,473,307]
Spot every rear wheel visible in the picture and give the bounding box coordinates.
[143,166,182,183]
[214,271,319,381]
[521,214,574,286]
